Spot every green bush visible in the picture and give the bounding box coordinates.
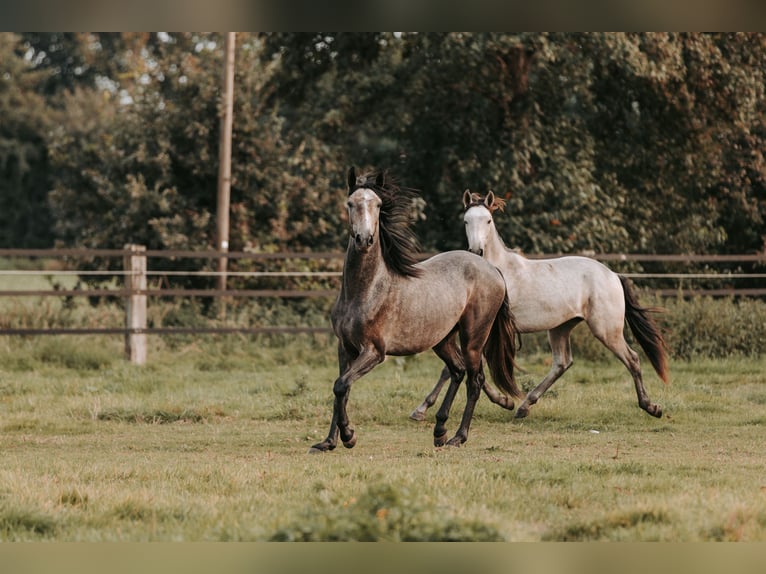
[661,296,766,360]
[515,295,766,362]
[269,482,503,542]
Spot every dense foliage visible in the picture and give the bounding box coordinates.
[2,32,765,259]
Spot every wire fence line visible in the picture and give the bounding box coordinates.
[1,247,765,363]
[0,270,345,278]
[3,247,766,261]
[4,268,766,280]
[2,248,764,295]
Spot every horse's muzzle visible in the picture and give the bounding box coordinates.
[468,248,484,257]
[355,233,374,251]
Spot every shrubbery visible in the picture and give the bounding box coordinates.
[3,289,765,363]
[495,295,766,362]
[269,482,503,542]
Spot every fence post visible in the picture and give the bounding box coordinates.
[124,244,147,365]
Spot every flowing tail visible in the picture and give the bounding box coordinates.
[484,294,523,399]
[620,275,669,384]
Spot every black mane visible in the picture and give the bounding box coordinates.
[351,170,423,278]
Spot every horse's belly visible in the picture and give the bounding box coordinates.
[510,293,584,332]
[332,303,454,356]
[512,306,579,332]
[381,317,456,356]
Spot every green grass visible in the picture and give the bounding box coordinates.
[0,335,764,541]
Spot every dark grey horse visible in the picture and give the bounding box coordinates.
[309,168,522,452]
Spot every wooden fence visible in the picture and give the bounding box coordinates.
[1,247,764,364]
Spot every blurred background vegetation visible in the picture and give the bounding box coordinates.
[2,33,765,354]
[2,32,764,257]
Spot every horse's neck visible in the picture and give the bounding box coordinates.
[341,240,389,300]
[485,227,509,260]
[485,227,526,268]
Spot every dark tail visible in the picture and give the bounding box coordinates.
[620,275,669,384]
[484,295,524,399]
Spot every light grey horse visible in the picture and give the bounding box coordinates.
[411,190,668,422]
[309,170,522,453]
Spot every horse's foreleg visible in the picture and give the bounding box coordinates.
[309,411,341,454]
[410,366,451,421]
[310,343,350,453]
[309,345,383,453]
[515,323,576,419]
[334,347,384,449]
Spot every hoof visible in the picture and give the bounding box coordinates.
[648,404,663,418]
[501,400,515,411]
[434,431,448,447]
[342,431,357,449]
[446,435,465,447]
[409,409,426,422]
[308,441,335,454]
[514,406,529,419]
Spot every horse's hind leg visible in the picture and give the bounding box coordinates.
[433,371,463,447]
[410,365,451,421]
[444,345,486,447]
[430,335,466,446]
[515,319,579,419]
[604,334,662,418]
[410,364,514,423]
[481,380,515,411]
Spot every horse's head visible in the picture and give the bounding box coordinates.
[347,167,383,253]
[462,189,504,257]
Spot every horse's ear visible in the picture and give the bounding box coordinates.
[463,189,473,209]
[347,166,356,194]
[484,191,496,210]
[375,170,385,187]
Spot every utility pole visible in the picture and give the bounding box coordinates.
[216,32,235,298]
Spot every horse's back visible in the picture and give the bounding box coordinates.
[420,250,505,286]
[499,253,624,332]
[372,251,507,355]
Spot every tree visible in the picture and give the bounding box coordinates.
[0,33,55,247]
[48,33,349,254]
[267,32,766,257]
[23,32,766,264]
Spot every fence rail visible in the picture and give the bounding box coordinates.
[1,246,765,363]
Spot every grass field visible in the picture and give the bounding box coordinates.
[0,333,764,542]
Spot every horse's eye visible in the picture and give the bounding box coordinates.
[487,220,491,224]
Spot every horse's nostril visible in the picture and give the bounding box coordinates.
[354,233,373,249]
